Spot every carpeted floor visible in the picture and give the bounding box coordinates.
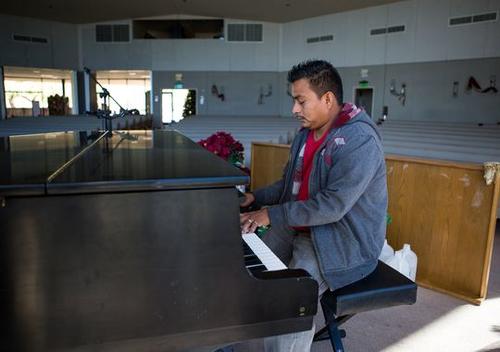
[319,222,500,352]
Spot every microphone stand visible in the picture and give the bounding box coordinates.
[84,67,138,136]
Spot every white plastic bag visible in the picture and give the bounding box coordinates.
[378,239,418,281]
[386,251,411,279]
[401,244,418,281]
[378,239,394,264]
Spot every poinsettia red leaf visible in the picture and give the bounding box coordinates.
[199,131,245,162]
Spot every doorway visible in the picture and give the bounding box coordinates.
[161,88,197,124]
[354,87,374,118]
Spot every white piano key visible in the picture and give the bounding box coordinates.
[242,232,287,271]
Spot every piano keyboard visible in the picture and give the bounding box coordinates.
[242,233,287,273]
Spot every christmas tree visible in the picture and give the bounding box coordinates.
[182,90,196,118]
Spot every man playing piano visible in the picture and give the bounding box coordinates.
[240,59,388,351]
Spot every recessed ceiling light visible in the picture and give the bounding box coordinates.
[129,72,137,76]
[33,70,40,73]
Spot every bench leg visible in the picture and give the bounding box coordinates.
[326,320,345,352]
[317,300,353,352]
[314,325,330,341]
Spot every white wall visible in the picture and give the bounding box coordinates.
[81,20,152,70]
[280,0,500,70]
[280,57,500,124]
[151,70,282,126]
[1,0,499,72]
[1,1,499,122]
[0,14,78,69]
[81,19,280,72]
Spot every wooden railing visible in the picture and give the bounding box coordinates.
[250,142,500,305]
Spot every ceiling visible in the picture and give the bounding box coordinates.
[4,66,72,80]
[96,70,151,80]
[3,67,151,80]
[0,0,402,24]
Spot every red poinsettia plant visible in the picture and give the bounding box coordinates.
[198,131,249,174]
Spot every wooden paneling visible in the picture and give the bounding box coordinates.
[250,142,290,191]
[250,142,500,305]
[385,155,499,305]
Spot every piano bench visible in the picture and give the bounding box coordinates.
[314,260,417,352]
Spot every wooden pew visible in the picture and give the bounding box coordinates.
[250,142,291,191]
[250,142,500,304]
[385,156,499,304]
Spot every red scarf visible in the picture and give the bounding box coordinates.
[333,103,361,128]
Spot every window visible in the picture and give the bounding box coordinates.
[227,23,263,42]
[96,24,130,42]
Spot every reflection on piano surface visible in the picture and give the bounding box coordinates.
[0,129,318,352]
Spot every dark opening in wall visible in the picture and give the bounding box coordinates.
[133,19,224,39]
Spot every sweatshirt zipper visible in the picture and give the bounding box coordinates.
[309,130,335,196]
[279,131,307,203]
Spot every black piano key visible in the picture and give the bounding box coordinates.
[242,239,268,274]
[247,264,267,275]
[243,244,253,256]
[245,255,263,266]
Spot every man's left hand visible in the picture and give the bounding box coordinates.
[240,209,270,234]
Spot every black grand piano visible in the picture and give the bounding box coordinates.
[0,129,318,352]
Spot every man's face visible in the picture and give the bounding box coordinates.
[290,78,333,130]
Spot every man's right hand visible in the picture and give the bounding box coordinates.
[240,192,255,207]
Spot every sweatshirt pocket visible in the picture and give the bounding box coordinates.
[314,223,364,272]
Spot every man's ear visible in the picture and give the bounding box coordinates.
[323,91,337,108]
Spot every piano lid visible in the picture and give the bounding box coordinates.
[0,131,105,196]
[47,129,249,194]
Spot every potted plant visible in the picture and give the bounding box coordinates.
[198,131,249,174]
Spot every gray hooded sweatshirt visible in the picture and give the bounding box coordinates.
[254,110,388,290]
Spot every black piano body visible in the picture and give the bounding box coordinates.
[0,129,318,352]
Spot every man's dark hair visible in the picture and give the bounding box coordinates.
[287,60,343,104]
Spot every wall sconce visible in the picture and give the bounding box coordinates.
[482,75,498,94]
[452,81,459,98]
[211,84,225,101]
[257,84,272,105]
[390,79,406,105]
